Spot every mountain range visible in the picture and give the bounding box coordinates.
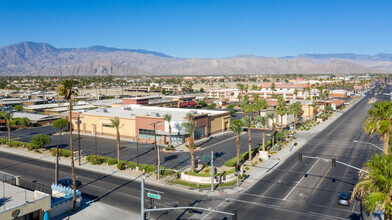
[0,42,391,76]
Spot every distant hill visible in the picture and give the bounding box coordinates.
[0,42,389,76]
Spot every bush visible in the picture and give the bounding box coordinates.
[127,161,137,169]
[106,158,118,165]
[31,134,51,149]
[161,169,174,176]
[245,166,249,170]
[117,160,127,170]
[0,138,7,145]
[91,156,105,165]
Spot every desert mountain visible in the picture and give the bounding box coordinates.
[0,42,389,76]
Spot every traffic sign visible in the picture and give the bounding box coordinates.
[147,193,161,200]
[202,155,210,160]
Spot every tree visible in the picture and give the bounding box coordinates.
[198,100,207,107]
[276,97,287,132]
[270,83,276,95]
[52,118,69,131]
[352,153,392,219]
[293,89,298,99]
[199,88,205,93]
[161,89,166,95]
[256,115,268,152]
[31,134,51,150]
[363,101,392,155]
[164,114,172,147]
[230,120,243,167]
[207,103,216,110]
[110,117,123,162]
[288,102,302,130]
[182,113,196,172]
[306,82,311,99]
[255,99,268,116]
[0,111,14,143]
[266,111,276,147]
[226,103,236,115]
[242,116,253,161]
[310,101,318,120]
[19,117,31,127]
[14,105,23,112]
[56,79,78,210]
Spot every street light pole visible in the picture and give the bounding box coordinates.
[94,124,97,157]
[137,138,139,167]
[353,140,383,151]
[77,116,81,166]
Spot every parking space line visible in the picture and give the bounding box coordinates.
[200,133,245,151]
[283,158,319,200]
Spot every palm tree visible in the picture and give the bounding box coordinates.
[306,82,311,99]
[288,102,302,131]
[163,114,172,147]
[230,122,243,167]
[363,101,392,155]
[182,113,196,172]
[256,115,268,152]
[270,83,276,95]
[266,111,276,147]
[318,85,324,102]
[255,99,268,116]
[276,97,287,132]
[293,89,298,99]
[242,116,253,161]
[352,153,392,219]
[0,111,14,143]
[56,79,78,210]
[109,117,123,162]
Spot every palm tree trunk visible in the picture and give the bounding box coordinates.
[117,130,120,162]
[272,122,275,146]
[248,129,252,161]
[280,115,283,132]
[69,99,77,210]
[294,115,297,130]
[384,133,390,155]
[190,134,195,172]
[169,125,172,147]
[236,137,240,166]
[262,128,266,151]
[7,122,11,143]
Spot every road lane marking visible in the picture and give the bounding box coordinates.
[283,158,319,200]
[200,133,245,151]
[307,211,349,220]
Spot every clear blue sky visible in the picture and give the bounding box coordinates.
[0,0,391,58]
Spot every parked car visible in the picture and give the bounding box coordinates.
[337,193,351,206]
[58,177,83,188]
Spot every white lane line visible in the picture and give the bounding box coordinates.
[200,200,226,220]
[307,211,348,220]
[351,200,357,212]
[283,158,319,200]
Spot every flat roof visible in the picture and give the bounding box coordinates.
[13,112,61,122]
[82,104,229,121]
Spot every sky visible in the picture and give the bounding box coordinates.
[0,0,391,58]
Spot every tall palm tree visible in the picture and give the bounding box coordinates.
[306,82,311,99]
[230,122,242,167]
[352,153,392,219]
[255,99,268,116]
[276,97,287,132]
[256,115,268,152]
[109,117,123,162]
[288,102,302,131]
[56,79,78,210]
[0,111,14,143]
[242,116,253,161]
[363,101,392,155]
[163,114,172,147]
[266,111,276,147]
[293,89,298,99]
[270,83,276,95]
[182,112,196,172]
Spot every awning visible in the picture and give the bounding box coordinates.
[188,101,197,105]
[180,102,188,107]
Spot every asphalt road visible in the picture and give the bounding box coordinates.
[203,85,390,220]
[0,121,271,170]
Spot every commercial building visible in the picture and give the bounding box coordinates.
[71,104,231,145]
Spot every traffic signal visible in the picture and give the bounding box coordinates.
[235,165,239,172]
[298,153,302,161]
[195,160,198,168]
[214,167,217,174]
[332,159,336,167]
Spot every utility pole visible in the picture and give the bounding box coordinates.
[77,116,81,166]
[211,151,214,192]
[94,124,97,157]
[55,144,59,184]
[141,175,145,220]
[153,123,158,179]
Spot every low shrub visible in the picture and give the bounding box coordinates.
[127,161,137,169]
[117,160,127,170]
[245,166,249,170]
[106,158,118,165]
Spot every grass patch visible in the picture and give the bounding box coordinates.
[172,179,237,188]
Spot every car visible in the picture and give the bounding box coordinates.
[58,177,83,188]
[337,193,351,206]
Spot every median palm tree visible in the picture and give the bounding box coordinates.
[352,153,392,219]
[56,79,78,210]
[0,111,14,143]
[230,121,243,167]
[110,117,123,162]
[266,111,276,147]
[182,112,196,172]
[363,101,392,155]
[242,116,253,161]
[163,114,172,148]
[256,115,268,152]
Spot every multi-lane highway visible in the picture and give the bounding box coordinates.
[204,85,389,219]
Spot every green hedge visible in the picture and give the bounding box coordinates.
[50,148,72,157]
[224,140,272,167]
[117,160,127,170]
